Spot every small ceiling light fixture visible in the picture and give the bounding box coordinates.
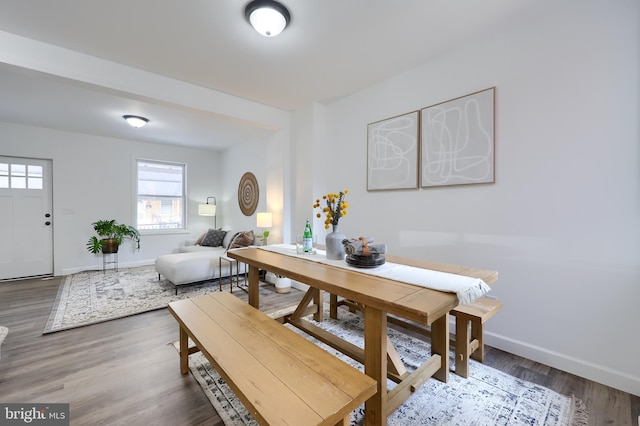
[245,0,290,37]
[123,115,149,128]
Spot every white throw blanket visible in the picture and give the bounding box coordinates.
[258,244,490,305]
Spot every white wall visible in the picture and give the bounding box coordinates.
[220,137,269,236]
[291,104,327,240]
[303,0,639,395]
[0,121,222,274]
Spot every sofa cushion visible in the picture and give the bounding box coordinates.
[228,230,254,250]
[195,230,208,245]
[201,229,227,247]
[179,245,218,253]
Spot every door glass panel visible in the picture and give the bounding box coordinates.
[0,163,7,189]
[11,176,26,188]
[28,165,43,189]
[11,164,27,188]
[11,164,25,176]
[2,163,45,189]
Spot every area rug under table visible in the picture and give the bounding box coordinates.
[178,307,588,426]
[44,265,224,334]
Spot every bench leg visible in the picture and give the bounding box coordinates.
[431,312,450,383]
[329,294,359,319]
[455,318,471,378]
[471,320,485,362]
[330,294,338,319]
[179,326,189,375]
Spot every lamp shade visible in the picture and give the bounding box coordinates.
[198,204,216,216]
[245,0,290,37]
[257,212,273,228]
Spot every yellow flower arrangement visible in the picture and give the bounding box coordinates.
[313,190,349,230]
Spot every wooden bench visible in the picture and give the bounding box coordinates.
[329,295,502,379]
[168,292,377,426]
[450,297,502,378]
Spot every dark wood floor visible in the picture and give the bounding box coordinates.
[0,276,638,425]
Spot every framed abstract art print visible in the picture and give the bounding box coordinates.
[420,88,495,187]
[367,111,419,191]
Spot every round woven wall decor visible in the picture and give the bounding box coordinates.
[238,172,259,216]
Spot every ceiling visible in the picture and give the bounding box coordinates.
[0,0,538,150]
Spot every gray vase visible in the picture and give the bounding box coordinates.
[325,225,346,260]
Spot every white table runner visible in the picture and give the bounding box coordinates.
[257,244,490,305]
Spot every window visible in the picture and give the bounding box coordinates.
[136,160,186,231]
[0,162,43,189]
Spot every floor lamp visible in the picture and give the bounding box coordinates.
[198,196,217,228]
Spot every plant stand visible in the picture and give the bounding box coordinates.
[102,252,118,273]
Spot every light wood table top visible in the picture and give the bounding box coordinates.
[228,248,498,325]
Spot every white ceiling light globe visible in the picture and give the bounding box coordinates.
[123,115,149,128]
[249,7,287,37]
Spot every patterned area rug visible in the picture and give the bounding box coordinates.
[44,265,224,333]
[178,308,588,426]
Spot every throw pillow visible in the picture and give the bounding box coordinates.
[195,230,209,246]
[224,231,240,249]
[201,229,227,247]
[228,230,255,250]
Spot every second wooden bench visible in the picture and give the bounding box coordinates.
[330,295,502,379]
[169,291,377,426]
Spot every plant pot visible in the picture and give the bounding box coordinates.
[101,238,119,254]
[274,277,291,294]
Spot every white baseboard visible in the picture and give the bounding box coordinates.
[485,332,640,397]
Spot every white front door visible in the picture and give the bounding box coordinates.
[0,156,53,280]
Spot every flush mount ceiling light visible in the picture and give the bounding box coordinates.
[245,0,290,37]
[123,115,149,128]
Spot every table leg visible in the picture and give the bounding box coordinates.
[430,312,450,383]
[364,305,387,426]
[179,326,189,375]
[248,265,260,309]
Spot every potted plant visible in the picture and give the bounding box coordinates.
[86,219,141,254]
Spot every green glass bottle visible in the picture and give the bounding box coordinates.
[303,219,313,252]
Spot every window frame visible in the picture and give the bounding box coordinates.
[135,158,188,235]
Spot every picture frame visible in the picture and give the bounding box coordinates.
[420,87,495,187]
[366,110,419,191]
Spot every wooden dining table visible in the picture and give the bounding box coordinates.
[227,247,498,426]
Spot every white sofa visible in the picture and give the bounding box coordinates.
[178,238,221,253]
[155,229,255,292]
